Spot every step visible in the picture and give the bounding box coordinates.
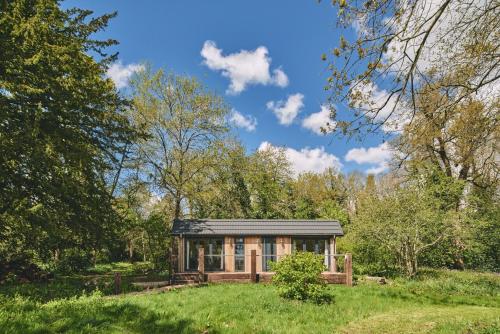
[172,279,198,284]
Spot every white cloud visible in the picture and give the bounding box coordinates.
[229,109,257,132]
[345,142,393,174]
[200,40,289,95]
[302,105,334,135]
[266,93,304,125]
[106,61,144,89]
[259,141,342,177]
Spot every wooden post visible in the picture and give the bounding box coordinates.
[114,272,122,294]
[198,246,205,282]
[329,236,337,273]
[331,256,337,273]
[345,253,352,286]
[250,249,257,283]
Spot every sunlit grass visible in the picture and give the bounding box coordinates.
[0,269,498,333]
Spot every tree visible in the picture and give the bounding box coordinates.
[246,145,293,218]
[0,0,135,273]
[129,68,229,219]
[391,79,499,268]
[395,85,498,190]
[323,0,499,135]
[289,171,349,222]
[351,181,451,277]
[188,141,251,219]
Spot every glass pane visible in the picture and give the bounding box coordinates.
[305,239,315,252]
[235,257,244,271]
[262,237,276,272]
[235,238,244,255]
[204,238,224,271]
[292,238,303,252]
[212,239,223,254]
[316,240,326,255]
[234,238,245,272]
[186,239,200,271]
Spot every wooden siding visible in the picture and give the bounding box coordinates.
[244,236,262,272]
[224,236,234,272]
[329,236,336,272]
[177,236,185,273]
[276,236,291,260]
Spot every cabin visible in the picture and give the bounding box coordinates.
[170,219,352,285]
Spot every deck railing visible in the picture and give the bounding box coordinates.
[191,248,352,285]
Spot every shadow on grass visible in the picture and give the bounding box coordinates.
[2,298,207,334]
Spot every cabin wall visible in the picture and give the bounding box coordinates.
[224,236,234,272]
[244,236,262,272]
[175,235,336,273]
[177,236,185,273]
[276,236,291,260]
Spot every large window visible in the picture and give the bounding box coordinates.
[185,238,224,272]
[234,237,245,272]
[262,237,276,272]
[292,237,330,267]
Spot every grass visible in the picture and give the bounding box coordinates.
[0,269,498,333]
[0,262,166,302]
[85,261,157,276]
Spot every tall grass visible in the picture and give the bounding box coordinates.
[0,269,498,333]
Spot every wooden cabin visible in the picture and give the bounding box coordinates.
[170,219,352,285]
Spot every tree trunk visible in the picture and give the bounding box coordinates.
[453,238,465,270]
[174,196,182,219]
[128,240,134,262]
[142,232,146,262]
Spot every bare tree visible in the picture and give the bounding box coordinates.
[130,68,229,219]
[324,0,499,135]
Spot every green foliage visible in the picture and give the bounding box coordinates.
[0,0,136,275]
[189,142,252,219]
[141,212,171,270]
[87,261,154,276]
[271,251,332,304]
[318,200,349,224]
[55,248,93,274]
[129,67,230,219]
[349,183,450,277]
[246,146,294,219]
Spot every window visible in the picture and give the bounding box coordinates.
[234,237,245,272]
[185,238,224,272]
[292,237,329,267]
[262,237,276,272]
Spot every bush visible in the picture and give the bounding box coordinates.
[270,252,332,304]
[56,248,93,274]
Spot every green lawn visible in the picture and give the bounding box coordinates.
[0,269,498,333]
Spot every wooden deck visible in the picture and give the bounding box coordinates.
[173,272,348,284]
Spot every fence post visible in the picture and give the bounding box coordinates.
[331,256,337,273]
[198,246,205,282]
[250,249,257,283]
[114,272,122,294]
[345,253,352,286]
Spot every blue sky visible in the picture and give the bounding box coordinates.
[67,0,391,175]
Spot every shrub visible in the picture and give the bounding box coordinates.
[270,251,332,304]
[56,248,93,274]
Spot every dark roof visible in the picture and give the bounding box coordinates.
[172,219,343,236]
